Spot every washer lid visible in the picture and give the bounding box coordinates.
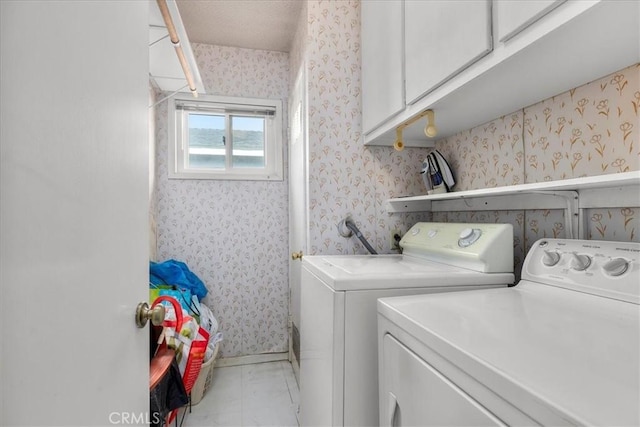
[302,254,514,291]
[378,282,640,426]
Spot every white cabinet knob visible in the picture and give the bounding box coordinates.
[602,258,629,276]
[570,253,591,271]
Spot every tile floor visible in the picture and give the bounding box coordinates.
[183,361,300,427]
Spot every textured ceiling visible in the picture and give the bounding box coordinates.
[176,0,303,52]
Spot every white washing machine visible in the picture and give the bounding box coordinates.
[378,238,640,426]
[299,222,515,427]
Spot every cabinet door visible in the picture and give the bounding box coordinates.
[405,0,492,104]
[361,0,404,134]
[381,334,505,427]
[496,0,566,42]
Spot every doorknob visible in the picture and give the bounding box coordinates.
[136,302,165,328]
[291,251,303,260]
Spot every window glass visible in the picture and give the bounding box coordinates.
[187,113,225,169]
[232,116,265,168]
[168,94,283,181]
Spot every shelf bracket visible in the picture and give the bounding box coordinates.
[528,191,580,239]
[428,190,579,238]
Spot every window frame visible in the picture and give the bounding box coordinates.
[168,93,283,181]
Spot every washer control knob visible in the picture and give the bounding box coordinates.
[458,228,481,247]
[570,253,591,271]
[459,228,474,240]
[542,250,561,267]
[602,258,629,276]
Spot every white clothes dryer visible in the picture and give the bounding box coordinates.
[378,238,640,426]
[299,222,515,427]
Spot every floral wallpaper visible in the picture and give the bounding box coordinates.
[435,63,640,276]
[587,208,638,241]
[156,4,431,360]
[155,8,429,357]
[155,1,638,359]
[524,65,639,181]
[436,111,525,189]
[154,45,290,358]
[436,64,639,188]
[303,0,432,256]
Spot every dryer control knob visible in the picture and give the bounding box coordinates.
[570,253,591,271]
[602,257,629,276]
[458,228,481,247]
[542,250,561,267]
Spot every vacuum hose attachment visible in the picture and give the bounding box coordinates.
[337,218,378,255]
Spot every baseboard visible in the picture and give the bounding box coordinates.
[290,350,300,385]
[292,322,300,366]
[215,352,289,368]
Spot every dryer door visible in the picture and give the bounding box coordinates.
[381,334,505,427]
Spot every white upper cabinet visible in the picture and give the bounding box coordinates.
[496,0,565,42]
[362,0,640,147]
[405,0,492,105]
[361,0,405,134]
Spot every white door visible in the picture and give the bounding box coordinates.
[288,65,308,381]
[0,2,150,425]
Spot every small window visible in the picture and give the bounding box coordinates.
[168,94,283,180]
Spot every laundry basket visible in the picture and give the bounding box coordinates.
[190,342,220,405]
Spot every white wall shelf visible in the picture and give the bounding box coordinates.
[386,171,640,239]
